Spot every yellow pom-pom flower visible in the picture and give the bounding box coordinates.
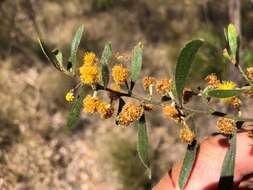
[83,95,100,113]
[142,76,156,90]
[65,90,75,102]
[205,73,220,88]
[80,65,100,85]
[97,102,114,119]
[117,102,143,126]
[230,97,241,109]
[217,118,236,135]
[216,81,237,103]
[217,81,236,90]
[247,67,253,81]
[179,126,196,144]
[156,79,172,96]
[163,105,181,123]
[112,65,129,84]
[83,52,96,66]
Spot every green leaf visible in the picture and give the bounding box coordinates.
[38,38,61,71]
[207,89,243,98]
[52,49,63,69]
[115,98,125,126]
[100,43,112,88]
[179,141,199,189]
[218,133,237,190]
[131,42,143,83]
[67,87,86,128]
[171,80,178,102]
[175,39,204,106]
[101,64,110,88]
[68,25,84,73]
[227,24,238,60]
[137,114,151,176]
[101,43,112,65]
[224,28,228,42]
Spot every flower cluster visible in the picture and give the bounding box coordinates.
[205,73,220,88]
[83,95,100,113]
[80,52,100,85]
[97,102,114,119]
[163,104,181,123]
[117,102,144,126]
[205,73,241,108]
[83,94,114,119]
[112,64,129,84]
[156,79,172,96]
[142,76,156,91]
[247,67,253,81]
[65,90,75,102]
[179,126,196,144]
[83,52,96,66]
[44,23,253,188]
[61,38,252,146]
[216,118,236,135]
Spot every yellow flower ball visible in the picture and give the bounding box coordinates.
[142,76,156,90]
[205,73,220,88]
[83,95,100,113]
[65,90,75,102]
[117,102,143,126]
[83,52,96,66]
[163,105,181,123]
[112,65,129,84]
[97,102,114,119]
[80,65,100,85]
[217,81,236,90]
[247,67,253,81]
[156,79,172,96]
[216,118,236,135]
[229,97,241,109]
[179,127,196,144]
[217,81,237,103]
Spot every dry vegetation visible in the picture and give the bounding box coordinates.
[1,0,253,189]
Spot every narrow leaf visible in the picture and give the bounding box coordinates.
[171,80,178,103]
[101,64,110,88]
[68,25,84,73]
[67,87,85,128]
[218,133,237,190]
[137,114,150,171]
[179,141,199,189]
[224,28,228,42]
[100,43,112,88]
[131,42,143,83]
[52,49,63,69]
[115,98,125,126]
[101,43,112,65]
[207,89,243,98]
[175,39,204,105]
[227,24,238,60]
[38,38,61,71]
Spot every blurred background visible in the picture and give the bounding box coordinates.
[0,0,253,189]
